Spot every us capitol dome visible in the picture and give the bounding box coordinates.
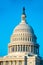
[8,8,39,56]
[0,7,43,65]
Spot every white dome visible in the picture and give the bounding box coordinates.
[12,8,34,35]
[13,21,34,34]
[11,11,36,43]
[8,8,39,57]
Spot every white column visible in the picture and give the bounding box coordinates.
[13,61,15,65]
[28,45,30,52]
[14,46,15,52]
[25,45,26,52]
[27,46,29,52]
[18,61,22,65]
[17,45,18,52]
[12,61,15,65]
[22,61,24,65]
[31,37,32,42]
[22,45,23,52]
[9,61,11,65]
[14,45,16,52]
[20,45,21,52]
[21,45,22,51]
[17,61,19,65]
[29,37,30,41]
[30,45,31,53]
[11,47,12,53]
[3,62,6,65]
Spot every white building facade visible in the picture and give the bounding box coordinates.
[0,8,43,65]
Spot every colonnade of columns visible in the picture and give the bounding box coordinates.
[9,45,30,53]
[31,45,39,54]
[9,45,39,54]
[0,60,24,65]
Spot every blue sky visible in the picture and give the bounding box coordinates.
[0,0,43,57]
